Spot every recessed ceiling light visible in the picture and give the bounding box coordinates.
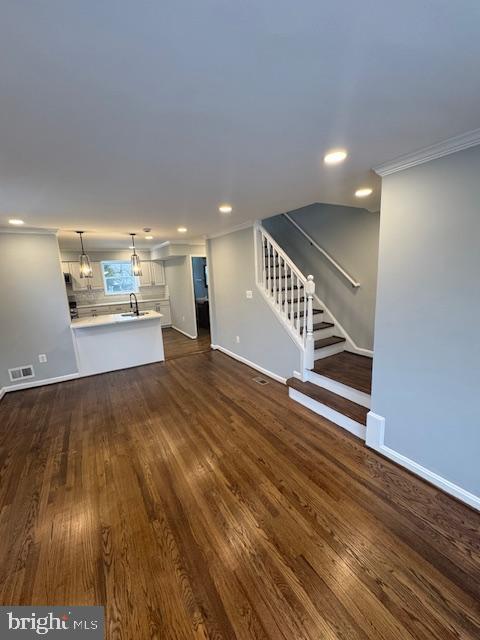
[177,227,187,233]
[145,235,154,240]
[219,204,232,214]
[355,187,373,198]
[8,218,24,225]
[324,149,348,165]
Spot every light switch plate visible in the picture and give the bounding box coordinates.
[246,290,253,299]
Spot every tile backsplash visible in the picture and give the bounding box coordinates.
[72,285,168,307]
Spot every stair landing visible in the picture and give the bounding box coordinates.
[312,351,372,394]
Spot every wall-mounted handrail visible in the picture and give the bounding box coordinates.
[283,213,360,288]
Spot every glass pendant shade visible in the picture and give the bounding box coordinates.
[77,231,93,278]
[79,253,93,278]
[129,233,142,276]
[131,252,142,276]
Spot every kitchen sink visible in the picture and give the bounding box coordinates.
[120,312,148,317]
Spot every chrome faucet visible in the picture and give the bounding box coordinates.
[129,293,140,316]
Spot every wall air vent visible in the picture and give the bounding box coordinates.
[8,365,35,382]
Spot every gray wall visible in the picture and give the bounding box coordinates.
[372,145,480,496]
[263,203,379,350]
[208,226,302,380]
[164,256,198,338]
[0,232,78,389]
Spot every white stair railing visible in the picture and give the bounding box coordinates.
[254,223,316,369]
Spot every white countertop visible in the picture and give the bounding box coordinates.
[76,297,169,309]
[71,310,163,330]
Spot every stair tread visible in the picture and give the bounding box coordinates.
[314,335,346,349]
[301,322,334,332]
[291,308,323,318]
[312,351,372,394]
[287,378,368,425]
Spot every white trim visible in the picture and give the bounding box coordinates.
[0,226,58,236]
[366,412,480,512]
[151,240,206,251]
[211,344,287,384]
[205,220,254,240]
[307,370,371,409]
[314,341,346,360]
[289,387,366,440]
[0,373,79,397]
[172,325,197,340]
[374,128,480,176]
[313,293,373,358]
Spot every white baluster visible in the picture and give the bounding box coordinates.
[305,275,315,369]
[261,233,266,290]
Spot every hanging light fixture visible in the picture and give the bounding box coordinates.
[129,233,142,276]
[76,231,93,278]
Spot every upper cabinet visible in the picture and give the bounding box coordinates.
[67,261,104,291]
[151,261,165,286]
[137,261,153,287]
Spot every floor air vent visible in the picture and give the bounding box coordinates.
[8,365,35,382]
[253,376,269,385]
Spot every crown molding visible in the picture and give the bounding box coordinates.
[374,128,480,177]
[0,226,58,236]
[151,239,205,251]
[205,220,255,240]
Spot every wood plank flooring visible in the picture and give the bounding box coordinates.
[163,327,211,360]
[0,350,479,639]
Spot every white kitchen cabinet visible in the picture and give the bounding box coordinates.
[69,261,104,291]
[151,261,165,285]
[155,301,171,326]
[137,261,153,287]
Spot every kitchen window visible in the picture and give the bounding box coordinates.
[101,260,138,295]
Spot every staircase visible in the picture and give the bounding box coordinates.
[254,223,372,440]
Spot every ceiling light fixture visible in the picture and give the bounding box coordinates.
[76,231,93,279]
[324,149,348,165]
[8,218,24,225]
[218,204,232,214]
[177,227,187,233]
[145,235,154,240]
[129,233,142,276]
[355,187,373,198]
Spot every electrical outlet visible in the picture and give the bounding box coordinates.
[246,290,253,299]
[236,336,240,343]
[38,354,47,363]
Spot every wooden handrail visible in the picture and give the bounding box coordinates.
[283,213,360,288]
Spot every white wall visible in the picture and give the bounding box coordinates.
[164,256,198,338]
[371,145,480,499]
[208,226,302,381]
[0,232,78,389]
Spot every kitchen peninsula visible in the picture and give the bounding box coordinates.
[71,310,164,377]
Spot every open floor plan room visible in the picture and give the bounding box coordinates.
[1,349,479,639]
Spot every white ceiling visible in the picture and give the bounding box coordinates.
[1,0,479,249]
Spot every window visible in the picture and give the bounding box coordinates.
[101,261,138,296]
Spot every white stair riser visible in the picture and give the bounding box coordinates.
[306,370,371,408]
[314,342,345,359]
[289,388,366,440]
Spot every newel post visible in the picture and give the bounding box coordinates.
[305,275,315,370]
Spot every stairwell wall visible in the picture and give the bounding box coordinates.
[263,204,379,350]
[371,144,480,499]
[207,226,302,382]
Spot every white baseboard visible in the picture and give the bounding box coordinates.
[307,369,371,409]
[210,344,287,384]
[289,387,366,440]
[172,326,198,340]
[0,373,80,400]
[366,412,480,512]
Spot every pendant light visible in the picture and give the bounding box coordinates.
[76,231,93,278]
[129,233,142,276]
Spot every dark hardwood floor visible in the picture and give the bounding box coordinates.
[0,350,479,639]
[313,351,373,393]
[163,326,211,360]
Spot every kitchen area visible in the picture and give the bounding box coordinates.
[60,233,172,376]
